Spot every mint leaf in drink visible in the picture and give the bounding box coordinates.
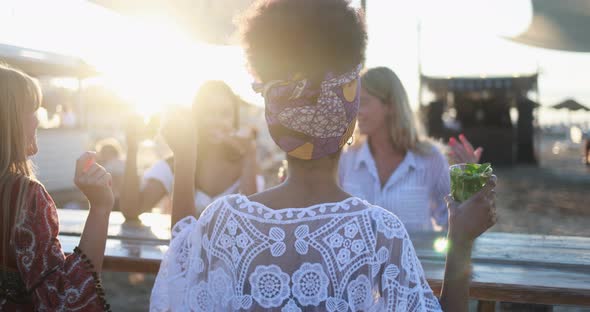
[478,163,492,174]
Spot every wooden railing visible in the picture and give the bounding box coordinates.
[58,210,590,309]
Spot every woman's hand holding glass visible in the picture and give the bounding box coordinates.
[446,175,497,246]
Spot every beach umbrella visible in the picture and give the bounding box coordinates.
[552,99,590,111]
[551,98,590,126]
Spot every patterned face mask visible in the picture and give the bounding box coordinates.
[254,65,361,160]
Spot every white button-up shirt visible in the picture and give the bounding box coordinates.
[339,141,450,231]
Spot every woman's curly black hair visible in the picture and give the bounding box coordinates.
[240,0,367,83]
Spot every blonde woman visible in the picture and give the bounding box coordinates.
[0,64,113,311]
[339,67,480,231]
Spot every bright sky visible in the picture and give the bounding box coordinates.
[1,0,589,125]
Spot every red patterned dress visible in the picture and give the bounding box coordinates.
[0,179,110,311]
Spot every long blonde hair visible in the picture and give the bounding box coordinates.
[360,67,433,155]
[0,64,42,268]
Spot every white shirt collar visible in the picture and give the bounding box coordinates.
[354,141,419,171]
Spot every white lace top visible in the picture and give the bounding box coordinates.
[150,194,442,312]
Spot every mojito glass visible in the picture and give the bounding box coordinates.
[450,163,493,202]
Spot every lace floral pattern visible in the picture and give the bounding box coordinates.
[250,265,291,308]
[210,268,234,307]
[347,274,372,311]
[151,195,442,311]
[292,263,329,306]
[189,282,212,311]
[324,219,368,269]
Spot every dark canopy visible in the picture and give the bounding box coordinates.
[0,43,97,78]
[90,0,254,45]
[510,0,590,52]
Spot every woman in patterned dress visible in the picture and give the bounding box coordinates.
[151,0,497,311]
[0,64,114,311]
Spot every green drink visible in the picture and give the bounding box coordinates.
[450,163,493,202]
